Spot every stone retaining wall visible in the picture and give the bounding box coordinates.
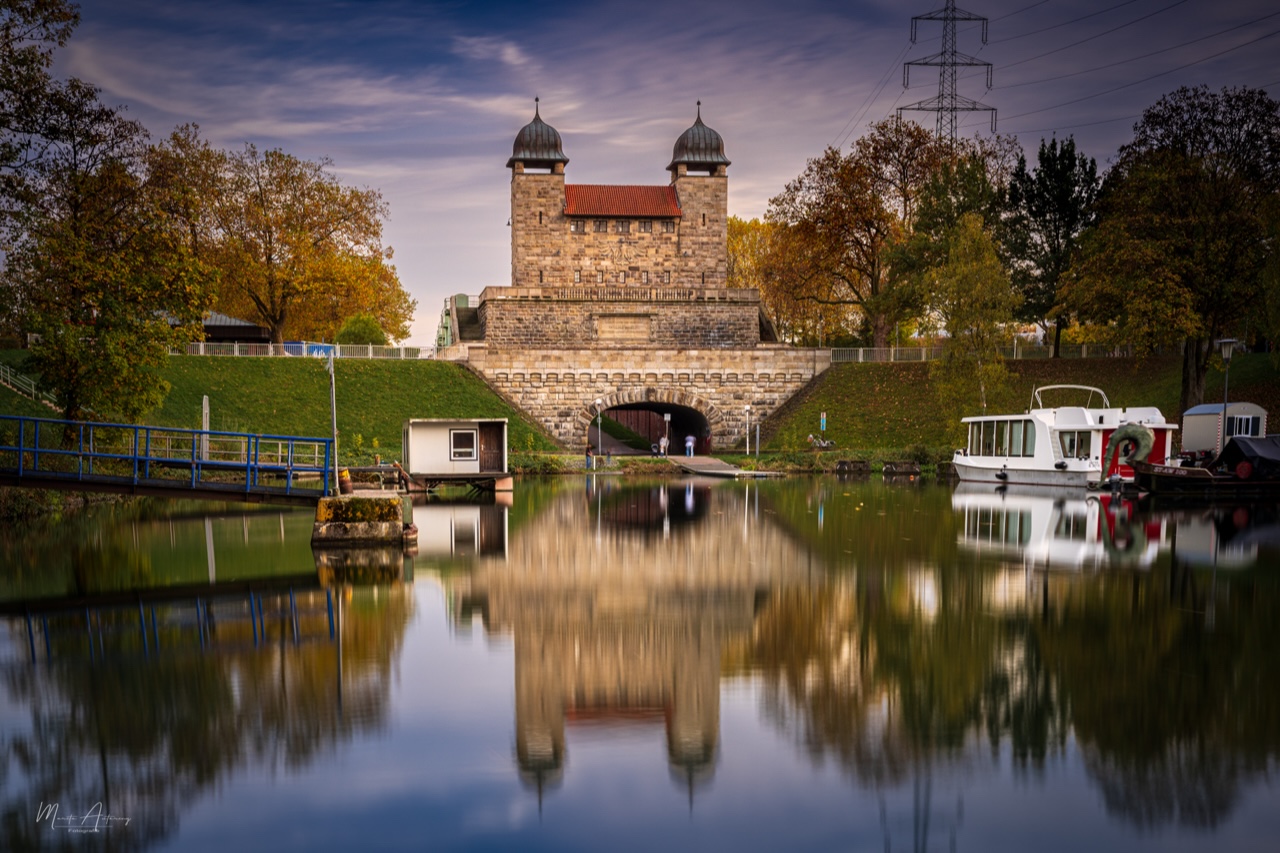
[464,345,831,447]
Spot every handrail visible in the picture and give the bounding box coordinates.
[1031,385,1110,411]
[0,415,333,499]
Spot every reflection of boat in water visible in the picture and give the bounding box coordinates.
[952,386,1176,488]
[952,483,1168,570]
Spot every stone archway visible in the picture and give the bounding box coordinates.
[580,389,724,455]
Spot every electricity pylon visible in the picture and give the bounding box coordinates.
[898,0,996,141]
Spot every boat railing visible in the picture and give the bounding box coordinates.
[1031,385,1110,412]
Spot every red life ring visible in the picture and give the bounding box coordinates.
[1235,460,1253,480]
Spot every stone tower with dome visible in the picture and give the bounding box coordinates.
[438,102,829,449]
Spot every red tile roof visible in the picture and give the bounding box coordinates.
[564,184,681,218]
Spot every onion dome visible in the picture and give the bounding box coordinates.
[667,102,730,173]
[507,98,569,169]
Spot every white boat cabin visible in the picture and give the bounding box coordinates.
[954,386,1176,487]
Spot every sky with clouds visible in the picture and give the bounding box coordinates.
[54,0,1280,345]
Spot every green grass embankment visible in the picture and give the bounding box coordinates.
[0,352,559,463]
[763,354,1279,461]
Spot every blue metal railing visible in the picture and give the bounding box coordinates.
[0,415,332,499]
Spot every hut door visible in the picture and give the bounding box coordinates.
[479,424,504,472]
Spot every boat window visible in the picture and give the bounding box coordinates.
[1059,430,1092,459]
[994,421,1007,456]
[968,423,979,455]
[981,422,995,456]
[1023,420,1036,456]
[1010,421,1023,458]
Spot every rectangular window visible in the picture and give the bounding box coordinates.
[574,270,581,283]
[1060,431,1076,459]
[639,220,653,233]
[570,220,585,233]
[642,271,649,284]
[1023,420,1036,456]
[450,429,477,461]
[596,270,604,283]
[994,421,1008,456]
[663,221,675,233]
[616,220,630,233]
[981,422,995,456]
[1010,421,1023,458]
[663,271,671,284]
[593,220,607,233]
[619,271,627,284]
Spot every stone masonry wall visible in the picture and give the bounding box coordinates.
[509,169,727,289]
[464,345,831,448]
[478,286,760,349]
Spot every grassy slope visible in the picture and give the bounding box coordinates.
[3,350,1276,457]
[0,352,557,457]
[764,354,1279,454]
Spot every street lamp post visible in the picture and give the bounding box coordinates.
[1217,338,1238,453]
[595,398,603,469]
[745,405,751,455]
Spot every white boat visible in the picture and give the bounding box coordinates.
[951,385,1177,488]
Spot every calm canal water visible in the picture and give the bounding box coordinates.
[2,476,1279,852]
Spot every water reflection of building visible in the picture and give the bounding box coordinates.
[446,480,818,801]
[952,484,1168,571]
[413,503,508,559]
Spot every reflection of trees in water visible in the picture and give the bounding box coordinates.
[740,566,1280,830]
[1036,567,1280,830]
[0,586,412,850]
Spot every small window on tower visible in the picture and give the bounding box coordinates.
[539,211,543,225]
[574,270,581,283]
[596,270,604,283]
[594,220,607,233]
[539,270,544,283]
[639,221,653,233]
[619,271,627,284]
[570,220,585,233]
[702,213,706,226]
[663,271,671,284]
[616,220,630,233]
[663,221,675,233]
[642,271,649,284]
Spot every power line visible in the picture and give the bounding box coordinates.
[1003,113,1142,136]
[1003,0,1192,70]
[1003,26,1280,120]
[991,0,1051,23]
[996,10,1280,89]
[992,0,1142,43]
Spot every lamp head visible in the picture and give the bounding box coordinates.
[1217,338,1239,363]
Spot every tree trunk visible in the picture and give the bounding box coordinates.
[871,314,890,350]
[1179,337,1209,417]
[1052,317,1065,358]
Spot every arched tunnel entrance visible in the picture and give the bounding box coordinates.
[589,400,713,456]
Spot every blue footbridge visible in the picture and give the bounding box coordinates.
[0,415,333,507]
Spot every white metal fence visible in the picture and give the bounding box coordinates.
[829,343,1135,363]
[175,341,434,359]
[0,363,59,408]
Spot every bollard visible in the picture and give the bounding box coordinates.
[338,467,353,494]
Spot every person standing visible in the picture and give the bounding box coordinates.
[659,434,669,456]
[685,434,695,457]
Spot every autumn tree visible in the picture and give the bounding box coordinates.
[766,119,951,347]
[1062,86,1280,414]
[928,213,1021,435]
[209,144,409,343]
[0,0,79,191]
[0,81,212,422]
[1004,137,1099,355]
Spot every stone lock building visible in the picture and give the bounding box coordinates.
[439,101,829,449]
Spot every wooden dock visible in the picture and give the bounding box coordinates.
[670,456,783,479]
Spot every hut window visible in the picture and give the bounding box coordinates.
[616,220,630,233]
[450,429,477,461]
